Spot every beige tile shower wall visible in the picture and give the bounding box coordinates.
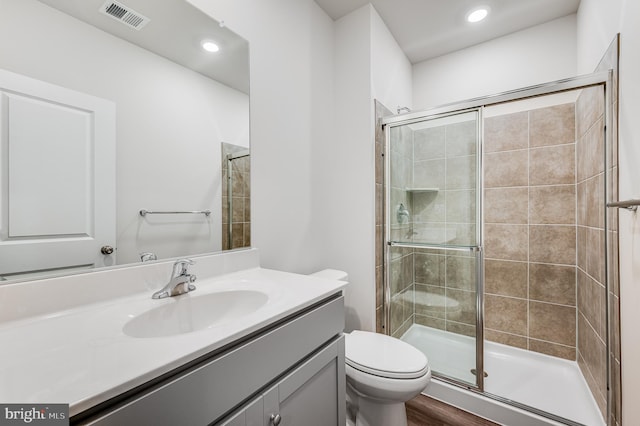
[483,104,577,360]
[412,120,477,246]
[390,246,414,338]
[574,38,621,424]
[576,85,608,417]
[374,100,416,338]
[388,122,415,337]
[413,249,477,337]
[374,101,391,334]
[411,120,478,338]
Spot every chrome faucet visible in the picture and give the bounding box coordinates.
[152,259,197,299]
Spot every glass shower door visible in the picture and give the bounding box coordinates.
[385,109,482,387]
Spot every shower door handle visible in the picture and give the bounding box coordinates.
[388,241,482,253]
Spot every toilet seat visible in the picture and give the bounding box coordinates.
[345,331,429,379]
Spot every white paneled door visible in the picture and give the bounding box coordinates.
[0,69,115,278]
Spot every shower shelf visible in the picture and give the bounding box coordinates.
[405,187,439,193]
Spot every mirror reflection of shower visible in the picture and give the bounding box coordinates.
[221,143,251,250]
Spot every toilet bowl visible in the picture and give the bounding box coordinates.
[309,270,431,426]
[344,330,431,426]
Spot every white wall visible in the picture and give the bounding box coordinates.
[186,0,334,274]
[186,1,412,332]
[413,14,577,109]
[0,0,249,265]
[323,5,412,332]
[577,1,640,424]
[576,0,623,74]
[328,5,373,331]
[370,6,413,112]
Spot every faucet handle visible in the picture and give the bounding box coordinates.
[172,258,195,276]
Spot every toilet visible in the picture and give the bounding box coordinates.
[309,270,431,426]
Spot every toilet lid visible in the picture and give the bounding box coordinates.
[345,331,429,379]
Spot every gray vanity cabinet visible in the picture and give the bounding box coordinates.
[77,294,345,426]
[221,336,345,426]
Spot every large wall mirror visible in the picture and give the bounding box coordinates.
[0,0,250,283]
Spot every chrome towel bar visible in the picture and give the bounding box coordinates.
[139,209,211,217]
[606,199,640,212]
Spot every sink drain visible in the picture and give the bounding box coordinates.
[470,369,488,378]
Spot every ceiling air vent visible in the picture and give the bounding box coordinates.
[99,0,150,30]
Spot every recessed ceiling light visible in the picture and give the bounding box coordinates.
[201,40,220,53]
[466,7,489,23]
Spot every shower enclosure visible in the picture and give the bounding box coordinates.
[381,69,619,426]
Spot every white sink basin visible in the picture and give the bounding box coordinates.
[123,290,269,338]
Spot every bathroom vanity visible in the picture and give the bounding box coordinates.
[81,294,345,425]
[0,249,347,425]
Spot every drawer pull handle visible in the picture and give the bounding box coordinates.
[270,413,282,425]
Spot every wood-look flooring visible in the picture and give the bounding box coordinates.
[406,394,501,426]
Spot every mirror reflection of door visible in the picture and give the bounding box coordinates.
[0,69,116,280]
[0,0,250,282]
[221,143,250,250]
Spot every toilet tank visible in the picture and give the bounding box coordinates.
[309,269,349,282]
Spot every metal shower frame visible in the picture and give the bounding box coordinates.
[381,70,614,426]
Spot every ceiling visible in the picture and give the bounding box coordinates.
[314,0,581,64]
[38,0,250,93]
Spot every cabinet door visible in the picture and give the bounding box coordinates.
[263,337,345,426]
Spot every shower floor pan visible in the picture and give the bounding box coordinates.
[402,324,604,426]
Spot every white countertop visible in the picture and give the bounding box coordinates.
[0,267,347,416]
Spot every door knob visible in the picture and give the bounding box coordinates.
[101,245,114,255]
[270,413,282,425]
